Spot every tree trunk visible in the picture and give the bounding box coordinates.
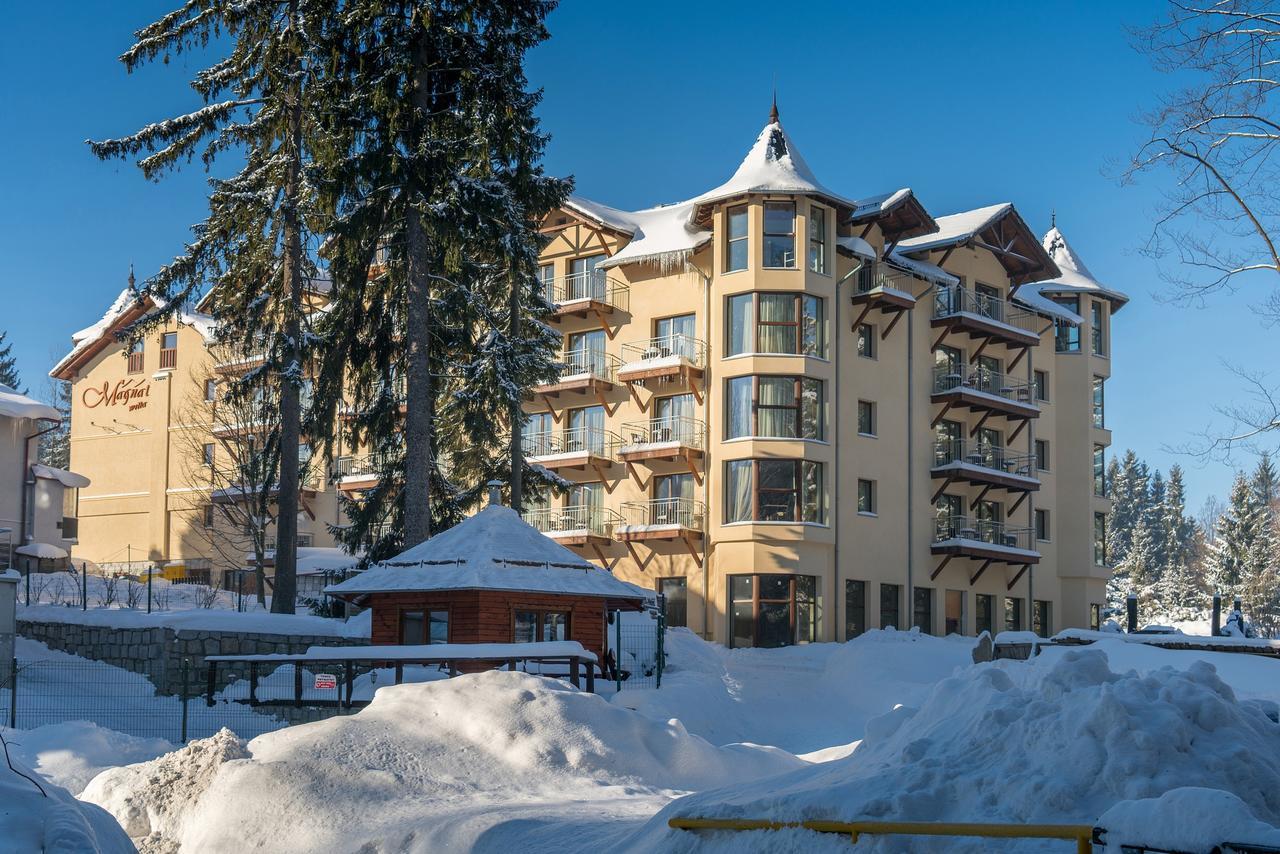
[402,24,435,548]
[508,270,523,512]
[271,5,303,614]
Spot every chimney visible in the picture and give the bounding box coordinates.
[487,480,503,507]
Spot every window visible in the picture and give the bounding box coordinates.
[976,498,1002,527]
[401,610,449,645]
[935,493,963,535]
[1091,300,1106,356]
[729,574,817,648]
[1093,445,1106,496]
[1035,439,1049,471]
[203,378,217,402]
[1090,603,1102,631]
[537,263,553,292]
[857,479,876,515]
[1092,376,1105,429]
[726,205,748,272]
[808,205,828,274]
[724,459,825,524]
[856,323,876,359]
[857,400,876,437]
[515,610,570,643]
[655,314,696,356]
[567,405,606,455]
[202,505,215,528]
[522,411,554,456]
[567,254,606,301]
[945,590,965,636]
[1054,297,1081,352]
[936,420,963,464]
[976,594,994,635]
[202,443,214,467]
[1094,512,1108,565]
[763,201,796,268]
[659,578,688,628]
[914,587,934,634]
[162,332,177,350]
[726,293,826,357]
[845,580,866,640]
[654,473,694,521]
[725,375,823,440]
[1033,600,1052,637]
[1004,597,1024,632]
[160,332,177,369]
[1035,508,1050,541]
[127,339,144,374]
[566,328,606,375]
[934,344,963,378]
[880,583,901,630]
[1034,370,1049,401]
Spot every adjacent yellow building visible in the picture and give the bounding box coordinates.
[54,107,1124,646]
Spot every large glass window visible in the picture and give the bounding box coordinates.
[808,205,828,274]
[763,202,796,268]
[729,573,817,648]
[1033,600,1052,637]
[522,411,554,456]
[1091,300,1106,356]
[660,577,688,628]
[566,254,606,302]
[1054,297,1081,352]
[400,609,449,644]
[1004,597,1024,632]
[726,205,748,272]
[725,375,823,440]
[726,293,826,358]
[976,594,994,635]
[655,314,697,356]
[566,328,606,375]
[845,580,866,640]
[880,583,901,630]
[1092,376,1105,428]
[1094,512,1108,565]
[724,459,826,524]
[567,405,606,455]
[934,345,962,377]
[515,610,570,643]
[1093,445,1106,496]
[914,587,934,634]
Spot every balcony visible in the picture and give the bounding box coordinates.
[849,262,917,338]
[213,334,271,375]
[523,426,620,483]
[333,454,389,493]
[546,270,630,337]
[932,286,1041,350]
[616,498,705,564]
[522,505,622,558]
[931,439,1039,502]
[931,364,1038,432]
[530,349,620,414]
[932,515,1039,567]
[616,416,704,485]
[616,334,707,402]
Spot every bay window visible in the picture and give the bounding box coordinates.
[726,292,826,357]
[1094,512,1108,565]
[1092,376,1105,428]
[725,459,826,524]
[729,573,817,648]
[725,375,824,440]
[1054,297,1081,352]
[808,206,828,274]
[1093,445,1106,496]
[763,201,796,268]
[726,205,748,272]
[1091,300,1106,356]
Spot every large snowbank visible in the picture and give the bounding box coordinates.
[633,647,1280,852]
[83,671,805,853]
[0,748,135,853]
[6,721,172,795]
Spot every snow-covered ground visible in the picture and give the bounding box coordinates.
[10,626,1280,852]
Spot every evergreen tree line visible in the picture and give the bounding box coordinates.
[90,1,569,612]
[1106,450,1280,635]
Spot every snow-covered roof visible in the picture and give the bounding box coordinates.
[850,188,912,221]
[30,464,90,489]
[1011,282,1084,326]
[896,203,1013,254]
[0,384,60,422]
[836,235,877,259]
[1031,226,1130,309]
[596,200,712,272]
[886,250,958,286]
[326,504,646,602]
[691,119,856,209]
[15,542,68,560]
[561,196,639,235]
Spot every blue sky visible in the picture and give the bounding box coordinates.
[1,1,1273,511]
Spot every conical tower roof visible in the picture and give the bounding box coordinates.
[1034,226,1129,309]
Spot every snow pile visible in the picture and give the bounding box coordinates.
[5,721,172,795]
[19,599,369,638]
[1098,788,1280,853]
[636,648,1280,852]
[82,729,248,849]
[616,628,973,753]
[0,746,134,853]
[83,672,805,853]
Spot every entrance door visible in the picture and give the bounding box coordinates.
[945,589,965,635]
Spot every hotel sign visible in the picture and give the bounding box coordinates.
[82,378,151,412]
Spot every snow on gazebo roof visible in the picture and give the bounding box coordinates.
[1031,226,1130,310]
[0,384,60,422]
[325,504,646,603]
[15,542,68,560]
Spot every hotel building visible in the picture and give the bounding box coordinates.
[54,107,1124,645]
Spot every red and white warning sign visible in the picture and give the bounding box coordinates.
[314,673,338,690]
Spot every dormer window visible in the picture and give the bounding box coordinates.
[763,202,796,268]
[726,205,748,272]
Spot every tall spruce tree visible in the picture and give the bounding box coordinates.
[1210,471,1261,595]
[89,0,335,612]
[0,331,21,390]
[38,378,72,469]
[1156,465,1207,618]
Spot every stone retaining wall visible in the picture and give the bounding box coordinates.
[18,618,369,696]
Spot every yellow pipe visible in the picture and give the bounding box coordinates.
[668,817,1096,853]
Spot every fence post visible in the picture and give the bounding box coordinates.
[147,566,153,615]
[8,657,16,729]
[24,567,29,606]
[656,602,665,690]
[615,611,623,693]
[180,658,189,743]
[343,660,354,709]
[206,660,216,707]
[569,656,580,688]
[81,566,87,611]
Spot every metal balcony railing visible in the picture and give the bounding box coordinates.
[521,505,622,538]
[933,439,1036,479]
[934,515,1036,552]
[522,425,620,458]
[333,454,395,480]
[854,261,917,295]
[620,497,705,531]
[549,270,630,312]
[620,334,707,368]
[551,348,619,384]
[618,416,704,450]
[933,286,1039,334]
[932,364,1035,405]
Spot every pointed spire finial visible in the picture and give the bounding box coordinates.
[770,81,779,124]
[128,262,136,291]
[1050,209,1056,229]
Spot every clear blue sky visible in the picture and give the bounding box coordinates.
[1,1,1273,512]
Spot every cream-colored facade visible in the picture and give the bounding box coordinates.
[521,113,1124,646]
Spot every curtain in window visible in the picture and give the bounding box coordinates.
[657,314,696,357]
[567,330,605,375]
[655,393,694,442]
[757,294,796,353]
[726,377,752,439]
[568,254,606,301]
[757,377,796,437]
[727,294,752,356]
[725,460,752,522]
